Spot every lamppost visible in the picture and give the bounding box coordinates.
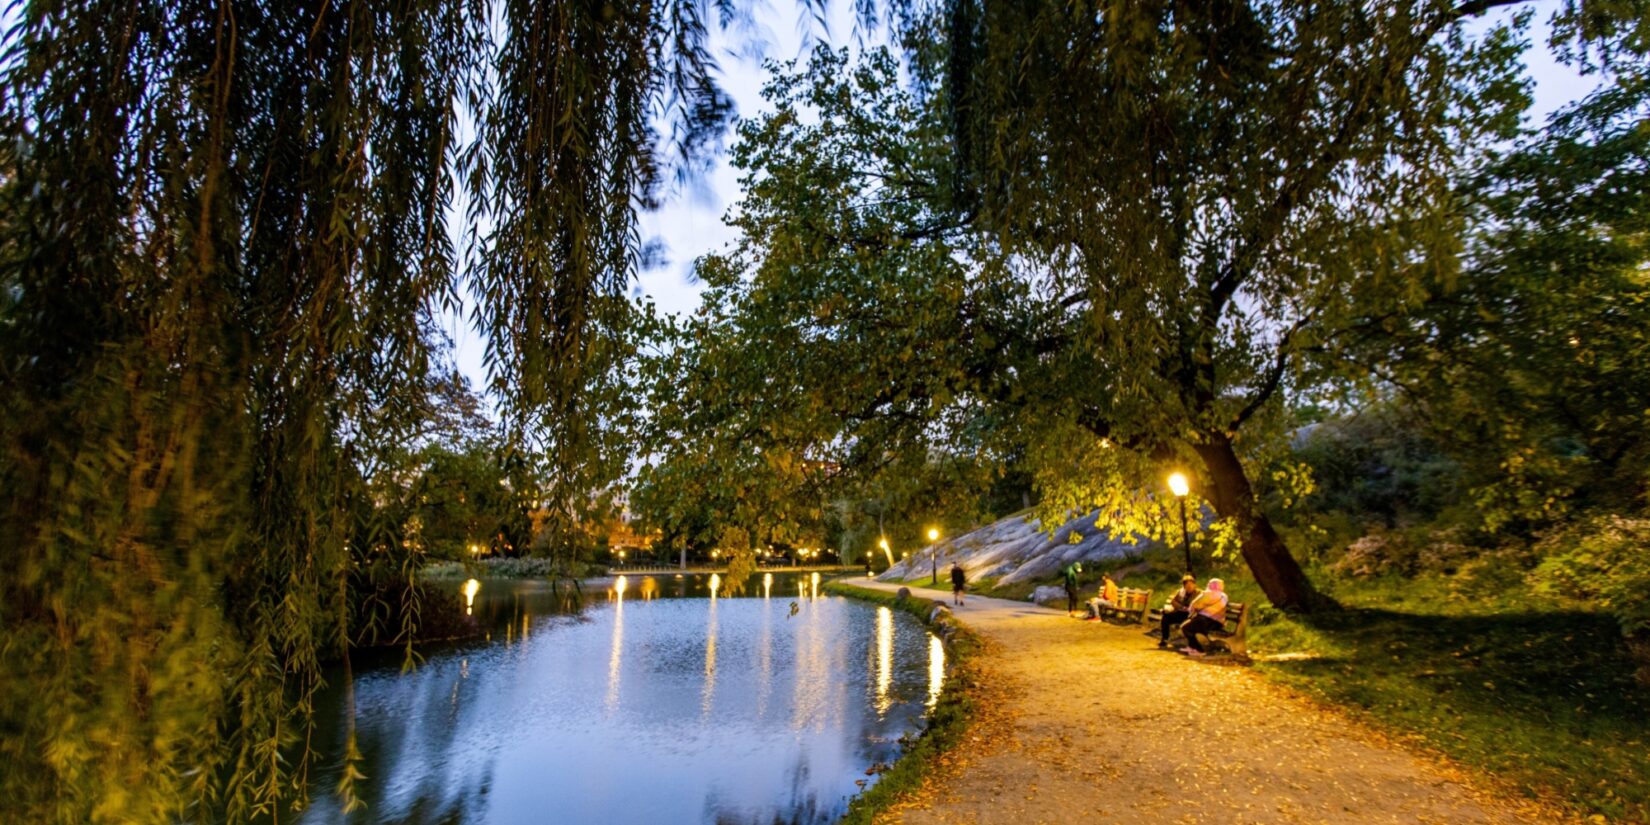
[927,527,941,585]
[878,536,891,572]
[1168,471,1193,575]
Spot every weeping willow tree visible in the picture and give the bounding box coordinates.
[0,0,729,821]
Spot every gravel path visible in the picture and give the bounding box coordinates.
[853,577,1548,825]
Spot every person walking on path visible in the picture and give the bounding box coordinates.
[1061,562,1083,617]
[1158,574,1201,648]
[1180,577,1229,656]
[950,562,967,606]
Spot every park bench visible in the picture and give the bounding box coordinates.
[1094,587,1153,624]
[1149,601,1249,657]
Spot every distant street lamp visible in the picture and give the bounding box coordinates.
[927,527,941,585]
[1168,471,1193,575]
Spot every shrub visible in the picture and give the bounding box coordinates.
[1531,516,1650,637]
[1530,516,1650,684]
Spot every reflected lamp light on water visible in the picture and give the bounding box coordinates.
[1168,471,1190,498]
[463,578,481,615]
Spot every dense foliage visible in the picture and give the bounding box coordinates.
[633,0,1599,609]
[0,1,726,821]
[3,0,1648,821]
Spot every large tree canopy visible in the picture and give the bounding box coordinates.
[639,0,1645,610]
[1362,69,1650,527]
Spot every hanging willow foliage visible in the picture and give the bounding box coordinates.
[0,0,731,821]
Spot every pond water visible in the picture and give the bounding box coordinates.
[297,572,943,825]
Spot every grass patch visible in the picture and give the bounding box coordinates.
[1249,579,1649,823]
[823,582,984,825]
[421,557,604,580]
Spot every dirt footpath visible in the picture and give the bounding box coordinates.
[854,578,1546,825]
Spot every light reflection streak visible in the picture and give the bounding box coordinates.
[874,606,893,716]
[810,571,819,600]
[462,578,480,615]
[606,576,626,714]
[927,635,946,710]
[701,588,719,717]
[756,590,773,718]
[791,598,829,731]
[762,572,772,599]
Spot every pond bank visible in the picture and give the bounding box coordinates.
[822,582,987,825]
[840,577,1559,825]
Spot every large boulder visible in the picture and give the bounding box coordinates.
[877,508,1185,590]
[1030,585,1068,607]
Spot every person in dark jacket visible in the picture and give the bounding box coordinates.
[1158,575,1201,648]
[950,562,967,605]
[1061,562,1083,617]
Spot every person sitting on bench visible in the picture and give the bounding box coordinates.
[1084,573,1119,620]
[1157,574,1201,648]
[1179,578,1228,657]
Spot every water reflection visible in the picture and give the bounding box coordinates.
[607,577,626,714]
[462,578,480,615]
[702,585,719,718]
[297,574,940,825]
[874,605,894,716]
[928,635,946,710]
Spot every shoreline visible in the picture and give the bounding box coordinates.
[822,580,986,825]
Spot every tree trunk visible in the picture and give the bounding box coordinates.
[1194,434,1321,611]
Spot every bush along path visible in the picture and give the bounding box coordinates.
[846,578,1564,825]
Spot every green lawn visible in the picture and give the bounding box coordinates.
[1250,581,1648,823]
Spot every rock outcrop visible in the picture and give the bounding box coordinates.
[878,510,1148,587]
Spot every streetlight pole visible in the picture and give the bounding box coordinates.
[1168,472,1193,576]
[927,527,941,585]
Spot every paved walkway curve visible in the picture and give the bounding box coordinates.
[852,577,1549,825]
